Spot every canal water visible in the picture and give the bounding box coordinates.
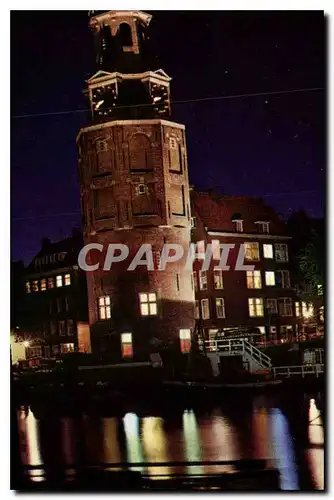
[16,391,324,490]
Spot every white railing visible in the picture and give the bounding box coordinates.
[272,364,324,379]
[199,338,272,370]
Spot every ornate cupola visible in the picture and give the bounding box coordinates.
[86,10,171,122]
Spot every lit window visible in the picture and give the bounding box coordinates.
[233,220,243,232]
[280,325,293,341]
[214,269,223,289]
[216,298,225,318]
[99,296,111,319]
[201,298,210,320]
[295,302,301,317]
[191,217,196,229]
[121,333,133,358]
[32,280,39,292]
[199,270,207,291]
[196,241,206,260]
[139,293,157,316]
[256,326,266,336]
[40,279,46,291]
[256,222,270,234]
[58,320,66,335]
[319,306,324,322]
[195,300,200,319]
[60,343,75,354]
[25,282,31,294]
[244,242,260,261]
[179,329,191,353]
[276,270,290,288]
[27,346,42,359]
[317,284,323,296]
[211,240,221,260]
[64,274,71,286]
[302,301,314,318]
[265,271,275,286]
[275,243,288,262]
[246,270,262,289]
[192,271,198,292]
[263,244,273,259]
[48,277,55,289]
[278,298,292,316]
[56,275,63,287]
[248,298,264,317]
[267,298,277,314]
[67,319,74,335]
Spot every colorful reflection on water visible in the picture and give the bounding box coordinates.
[16,393,324,490]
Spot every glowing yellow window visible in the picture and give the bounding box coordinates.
[246,270,262,289]
[179,329,191,353]
[265,271,275,286]
[99,296,111,319]
[139,293,157,316]
[56,275,63,287]
[64,274,71,286]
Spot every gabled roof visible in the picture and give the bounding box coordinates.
[87,70,114,83]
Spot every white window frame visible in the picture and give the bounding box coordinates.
[267,298,278,314]
[278,298,293,316]
[139,293,158,316]
[233,220,243,233]
[255,221,270,234]
[277,270,291,288]
[265,271,276,286]
[201,298,210,320]
[56,275,63,288]
[199,270,208,291]
[248,298,264,317]
[99,296,111,319]
[213,269,223,289]
[246,270,262,289]
[244,242,260,261]
[263,244,273,259]
[216,298,225,318]
[275,243,289,262]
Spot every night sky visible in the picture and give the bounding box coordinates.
[11,11,325,264]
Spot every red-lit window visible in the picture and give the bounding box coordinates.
[179,329,191,353]
[121,333,133,358]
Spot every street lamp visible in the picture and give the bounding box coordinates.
[23,341,30,348]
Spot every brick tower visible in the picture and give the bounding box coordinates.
[77,10,195,360]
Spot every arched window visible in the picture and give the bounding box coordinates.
[129,133,152,172]
[119,22,132,47]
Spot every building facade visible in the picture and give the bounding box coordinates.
[77,11,195,360]
[19,230,90,364]
[191,190,298,343]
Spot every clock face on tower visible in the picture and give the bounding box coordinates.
[92,83,117,119]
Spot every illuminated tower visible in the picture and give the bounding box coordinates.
[77,11,195,359]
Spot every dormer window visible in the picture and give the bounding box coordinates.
[255,221,270,234]
[232,219,243,233]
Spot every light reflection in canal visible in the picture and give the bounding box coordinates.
[17,394,324,490]
[306,398,324,490]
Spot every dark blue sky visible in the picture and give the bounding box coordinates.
[11,11,325,264]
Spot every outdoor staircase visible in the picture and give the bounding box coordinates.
[199,338,272,375]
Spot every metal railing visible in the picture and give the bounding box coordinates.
[271,364,324,379]
[199,338,272,370]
